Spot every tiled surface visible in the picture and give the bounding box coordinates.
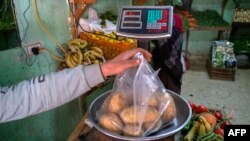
[181,68,250,124]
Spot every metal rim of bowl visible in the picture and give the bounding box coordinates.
[88,90,192,141]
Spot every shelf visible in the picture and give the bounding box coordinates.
[232,22,250,28]
[230,22,250,40]
[189,26,231,31]
[183,2,231,56]
[192,10,230,28]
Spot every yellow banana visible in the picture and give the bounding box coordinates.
[83,51,92,64]
[198,123,206,136]
[70,57,77,66]
[199,116,212,133]
[75,39,88,49]
[83,61,90,65]
[65,54,76,68]
[89,54,96,60]
[126,38,135,43]
[82,47,104,65]
[68,39,88,50]
[83,51,90,58]
[93,59,100,64]
[68,40,81,46]
[66,45,83,67]
[110,32,117,39]
[84,55,91,65]
[71,53,79,64]
[76,48,83,65]
[89,50,104,59]
[118,36,125,41]
[90,47,103,55]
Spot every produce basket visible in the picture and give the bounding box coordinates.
[80,32,137,60]
[206,59,236,81]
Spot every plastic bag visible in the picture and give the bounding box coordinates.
[97,52,177,137]
[88,7,100,21]
[78,8,116,34]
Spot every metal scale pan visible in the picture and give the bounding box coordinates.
[88,90,192,141]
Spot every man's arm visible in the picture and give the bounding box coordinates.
[0,48,152,123]
[0,64,105,123]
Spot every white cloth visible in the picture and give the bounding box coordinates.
[0,64,105,123]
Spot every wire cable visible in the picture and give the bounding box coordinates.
[21,0,30,42]
[10,0,37,66]
[39,47,65,62]
[33,0,66,54]
[25,55,37,66]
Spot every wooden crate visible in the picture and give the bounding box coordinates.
[80,32,137,60]
[206,59,236,81]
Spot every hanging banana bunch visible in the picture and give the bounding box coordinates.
[83,46,105,65]
[64,38,105,68]
[67,38,88,51]
[65,45,83,68]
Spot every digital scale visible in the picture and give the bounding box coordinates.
[116,6,174,39]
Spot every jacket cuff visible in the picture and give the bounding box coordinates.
[83,64,105,88]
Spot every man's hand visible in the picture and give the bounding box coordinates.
[100,48,152,78]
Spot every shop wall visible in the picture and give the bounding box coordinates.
[84,0,132,16]
[86,0,236,66]
[0,0,83,140]
[239,0,250,8]
[183,0,235,65]
[82,0,155,17]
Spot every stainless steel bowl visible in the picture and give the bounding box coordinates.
[88,90,192,141]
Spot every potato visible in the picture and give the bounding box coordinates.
[98,113,124,134]
[159,94,176,122]
[123,124,145,137]
[143,122,156,131]
[138,95,159,108]
[108,92,128,113]
[119,106,160,124]
[147,95,159,108]
[143,119,163,134]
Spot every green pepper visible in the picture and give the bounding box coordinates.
[182,119,194,134]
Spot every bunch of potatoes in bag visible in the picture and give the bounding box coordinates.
[97,90,177,137]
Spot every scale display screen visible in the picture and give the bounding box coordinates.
[116,6,173,39]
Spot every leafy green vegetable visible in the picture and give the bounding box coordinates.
[232,39,250,53]
[192,10,230,27]
[99,11,117,28]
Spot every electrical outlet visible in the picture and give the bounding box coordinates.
[26,42,42,55]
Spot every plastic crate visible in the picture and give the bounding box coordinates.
[80,32,137,60]
[206,59,236,81]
